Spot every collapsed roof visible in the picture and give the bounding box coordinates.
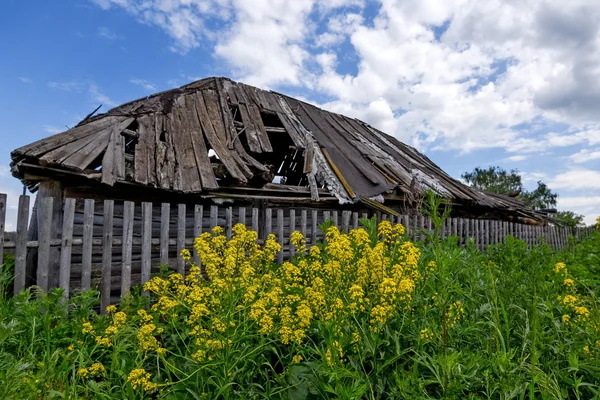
[11,77,544,221]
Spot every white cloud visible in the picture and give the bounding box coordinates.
[549,168,600,190]
[48,80,117,107]
[568,148,600,163]
[503,155,527,162]
[91,0,600,164]
[88,84,117,107]
[130,78,157,91]
[18,77,33,84]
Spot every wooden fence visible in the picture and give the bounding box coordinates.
[0,193,595,308]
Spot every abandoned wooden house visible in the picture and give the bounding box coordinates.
[10,76,547,293]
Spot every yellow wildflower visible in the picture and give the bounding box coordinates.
[292,354,303,364]
[77,368,89,378]
[89,363,105,376]
[81,322,95,335]
[128,368,156,392]
[105,305,117,314]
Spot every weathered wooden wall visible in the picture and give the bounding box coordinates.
[1,193,595,308]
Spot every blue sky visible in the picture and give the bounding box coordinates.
[1,0,599,229]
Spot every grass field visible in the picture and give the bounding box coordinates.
[0,219,599,399]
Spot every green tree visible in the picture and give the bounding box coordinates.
[554,210,585,230]
[520,181,558,210]
[461,166,523,195]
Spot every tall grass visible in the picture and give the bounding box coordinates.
[0,223,598,399]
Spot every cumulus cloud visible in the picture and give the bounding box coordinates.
[18,77,33,84]
[548,169,600,190]
[568,148,600,164]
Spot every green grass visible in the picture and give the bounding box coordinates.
[0,229,599,399]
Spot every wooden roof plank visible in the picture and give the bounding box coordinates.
[15,116,124,158]
[186,94,219,190]
[174,96,203,193]
[154,114,174,190]
[203,91,253,182]
[134,116,151,185]
[62,128,112,171]
[232,86,262,153]
[194,91,247,182]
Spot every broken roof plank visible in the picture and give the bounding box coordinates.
[62,127,113,171]
[194,91,247,183]
[173,95,202,193]
[232,86,262,153]
[186,94,218,190]
[16,116,125,159]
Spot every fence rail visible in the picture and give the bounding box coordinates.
[0,193,594,307]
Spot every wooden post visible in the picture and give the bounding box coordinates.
[35,181,64,289]
[301,210,307,238]
[81,199,94,291]
[101,200,114,312]
[277,209,284,264]
[37,197,53,291]
[177,204,186,276]
[311,210,318,244]
[141,202,152,291]
[193,205,203,266]
[323,211,331,222]
[121,201,134,296]
[342,211,351,234]
[59,198,76,299]
[239,207,246,226]
[289,209,296,258]
[14,195,30,294]
[225,206,232,240]
[265,208,272,239]
[210,205,218,230]
[352,212,359,230]
[160,203,170,267]
[332,210,338,227]
[252,208,259,232]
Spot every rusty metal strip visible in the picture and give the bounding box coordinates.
[321,147,356,199]
[359,196,400,217]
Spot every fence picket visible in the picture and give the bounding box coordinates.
[177,204,186,276]
[141,202,152,291]
[311,210,318,244]
[160,203,170,267]
[277,209,284,264]
[193,205,203,265]
[59,198,76,299]
[14,195,30,294]
[301,210,307,238]
[239,207,246,226]
[37,197,53,292]
[101,200,114,312]
[225,206,232,240]
[251,208,259,232]
[266,208,272,239]
[342,211,351,234]
[81,199,94,291]
[353,212,359,230]
[210,205,218,230]
[121,201,134,296]
[289,209,296,258]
